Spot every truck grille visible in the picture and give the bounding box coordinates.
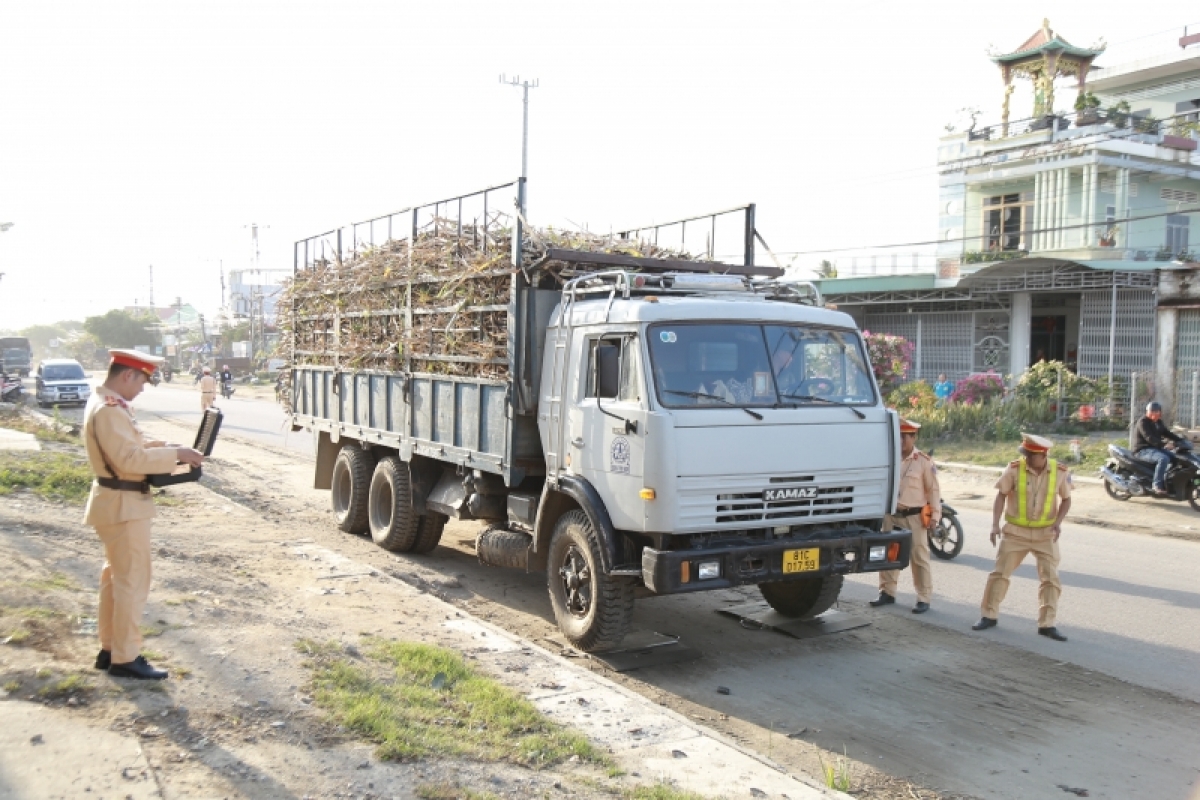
[678,468,889,531]
[716,483,854,523]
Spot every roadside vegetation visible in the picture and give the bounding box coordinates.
[0,406,79,444]
[297,638,605,767]
[0,451,93,502]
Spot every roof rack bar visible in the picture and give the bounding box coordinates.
[545,248,782,278]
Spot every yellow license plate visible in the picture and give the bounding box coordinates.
[782,547,820,574]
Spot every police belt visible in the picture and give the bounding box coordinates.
[894,506,923,517]
[95,476,150,494]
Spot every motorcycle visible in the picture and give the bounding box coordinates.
[221,378,235,400]
[1101,439,1200,510]
[928,502,964,560]
[1,373,24,404]
[161,364,173,383]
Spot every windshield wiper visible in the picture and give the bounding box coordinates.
[779,393,866,419]
[663,389,763,420]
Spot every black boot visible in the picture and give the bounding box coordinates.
[1038,626,1068,642]
[869,591,895,607]
[108,655,168,680]
[971,617,998,631]
[94,649,111,670]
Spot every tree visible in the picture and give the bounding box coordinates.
[83,309,161,349]
[19,324,67,355]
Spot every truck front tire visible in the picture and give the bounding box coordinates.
[759,574,844,618]
[547,510,634,652]
[331,447,374,534]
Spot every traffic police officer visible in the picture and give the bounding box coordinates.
[973,432,1071,641]
[871,418,940,613]
[198,366,217,410]
[84,349,204,679]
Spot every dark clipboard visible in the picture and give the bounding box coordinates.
[147,408,223,487]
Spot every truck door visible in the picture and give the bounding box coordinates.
[576,335,647,530]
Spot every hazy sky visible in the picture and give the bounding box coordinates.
[2,1,1198,330]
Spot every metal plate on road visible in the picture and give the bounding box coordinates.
[716,603,869,640]
[544,631,701,672]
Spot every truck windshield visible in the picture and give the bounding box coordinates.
[647,323,875,409]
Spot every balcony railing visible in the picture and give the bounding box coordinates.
[962,109,1200,144]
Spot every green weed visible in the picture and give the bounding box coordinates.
[625,784,709,800]
[818,747,852,792]
[3,680,20,693]
[38,673,91,698]
[416,783,499,800]
[4,628,30,644]
[25,572,79,591]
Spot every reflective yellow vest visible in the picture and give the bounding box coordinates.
[1005,458,1058,528]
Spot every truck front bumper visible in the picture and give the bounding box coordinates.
[640,526,911,595]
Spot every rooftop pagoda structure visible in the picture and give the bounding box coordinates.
[992,19,1105,134]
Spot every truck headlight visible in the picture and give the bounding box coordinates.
[697,561,720,580]
[868,546,886,562]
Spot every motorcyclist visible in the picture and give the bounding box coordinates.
[219,364,233,399]
[219,364,232,385]
[1133,401,1184,496]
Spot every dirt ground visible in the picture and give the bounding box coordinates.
[1,414,1198,800]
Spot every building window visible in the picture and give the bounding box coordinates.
[1166,214,1190,255]
[983,193,1030,252]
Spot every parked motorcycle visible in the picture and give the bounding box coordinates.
[1101,439,1200,510]
[1,373,24,404]
[928,502,964,559]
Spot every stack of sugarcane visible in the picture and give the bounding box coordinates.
[278,216,701,383]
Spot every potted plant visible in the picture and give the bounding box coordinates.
[1098,226,1118,247]
[1155,246,1173,262]
[1075,92,1101,125]
[1107,100,1131,129]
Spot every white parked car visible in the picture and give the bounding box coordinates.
[36,359,92,408]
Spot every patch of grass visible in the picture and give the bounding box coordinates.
[153,492,184,507]
[4,628,31,644]
[164,596,200,607]
[302,638,605,767]
[172,665,192,679]
[930,435,1125,473]
[25,572,79,592]
[140,625,164,638]
[0,452,93,503]
[38,673,91,698]
[141,649,166,661]
[416,783,499,800]
[625,785,709,800]
[0,409,78,444]
[35,667,51,679]
[818,747,852,792]
[3,679,20,693]
[3,606,61,620]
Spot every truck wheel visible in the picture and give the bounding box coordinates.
[367,456,421,551]
[759,574,844,618]
[547,510,634,652]
[331,447,374,534]
[409,512,447,555]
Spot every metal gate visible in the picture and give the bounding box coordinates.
[973,311,1010,374]
[863,312,979,382]
[1077,288,1156,407]
[1174,310,1200,426]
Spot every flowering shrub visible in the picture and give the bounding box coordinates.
[949,372,1006,405]
[887,380,937,414]
[863,331,913,396]
[1015,360,1109,404]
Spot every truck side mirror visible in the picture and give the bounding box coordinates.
[596,343,620,399]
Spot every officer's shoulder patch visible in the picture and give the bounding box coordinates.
[1008,459,1022,468]
[103,396,122,407]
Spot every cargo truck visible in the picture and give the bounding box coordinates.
[0,337,32,377]
[286,180,910,651]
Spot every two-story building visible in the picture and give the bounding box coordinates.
[815,21,1200,418]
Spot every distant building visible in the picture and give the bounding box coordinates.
[816,21,1200,419]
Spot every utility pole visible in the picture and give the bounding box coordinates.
[148,265,155,308]
[500,74,538,220]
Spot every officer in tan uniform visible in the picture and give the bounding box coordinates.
[84,349,204,679]
[198,366,217,410]
[871,418,940,613]
[972,432,1071,641]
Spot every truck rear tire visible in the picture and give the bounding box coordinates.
[368,456,421,551]
[409,512,447,555]
[331,446,374,534]
[759,574,844,618]
[477,526,532,569]
[547,510,634,652]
